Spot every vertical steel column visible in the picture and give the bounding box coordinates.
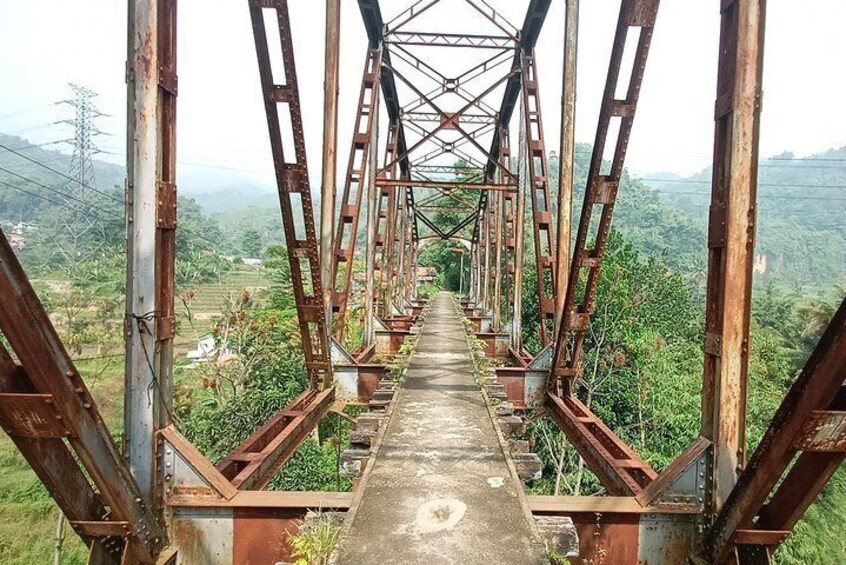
[700,0,766,518]
[395,181,408,309]
[483,196,493,311]
[512,101,528,351]
[492,188,504,330]
[520,53,557,347]
[555,0,578,335]
[500,127,515,335]
[321,0,341,332]
[125,0,177,504]
[377,125,399,316]
[363,92,381,346]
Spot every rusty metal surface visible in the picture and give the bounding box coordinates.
[216,387,334,490]
[550,0,660,393]
[547,392,657,497]
[248,0,331,389]
[124,0,178,516]
[332,48,382,335]
[698,0,766,527]
[554,0,578,335]
[0,233,164,562]
[705,298,846,562]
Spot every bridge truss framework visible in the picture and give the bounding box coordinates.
[0,0,844,563]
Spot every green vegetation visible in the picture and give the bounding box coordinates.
[1,130,844,562]
[287,511,343,565]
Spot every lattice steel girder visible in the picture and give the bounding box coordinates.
[216,388,335,490]
[0,233,164,563]
[381,64,518,180]
[376,178,515,192]
[705,297,846,563]
[393,45,509,116]
[521,52,557,346]
[550,0,660,393]
[332,47,382,334]
[249,0,331,388]
[547,393,657,497]
[386,31,516,50]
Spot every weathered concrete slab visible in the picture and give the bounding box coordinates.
[334,293,547,565]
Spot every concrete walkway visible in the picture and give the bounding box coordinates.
[335,293,547,565]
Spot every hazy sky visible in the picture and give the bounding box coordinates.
[1,1,845,194]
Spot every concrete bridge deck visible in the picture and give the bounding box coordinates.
[335,293,547,565]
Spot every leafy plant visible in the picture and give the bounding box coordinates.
[287,512,342,565]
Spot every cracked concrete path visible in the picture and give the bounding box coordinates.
[334,293,547,565]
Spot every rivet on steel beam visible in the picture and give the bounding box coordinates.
[65,370,74,378]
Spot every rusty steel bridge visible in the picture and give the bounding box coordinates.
[0,0,845,563]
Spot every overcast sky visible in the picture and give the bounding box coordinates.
[1,1,845,194]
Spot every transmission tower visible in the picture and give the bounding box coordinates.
[57,83,106,262]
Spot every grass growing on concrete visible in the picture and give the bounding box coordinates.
[288,511,343,565]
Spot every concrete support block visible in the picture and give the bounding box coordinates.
[495,401,514,417]
[498,415,526,438]
[371,388,395,402]
[339,448,371,478]
[356,412,386,434]
[508,439,530,454]
[369,398,391,412]
[485,383,508,401]
[349,430,377,448]
[535,516,579,559]
[513,452,542,481]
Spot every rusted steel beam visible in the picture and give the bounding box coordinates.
[248,0,331,388]
[699,0,766,521]
[217,388,335,490]
[332,48,382,338]
[375,178,516,192]
[555,0,578,336]
[551,0,660,394]
[321,0,341,333]
[705,298,846,563]
[547,392,656,497]
[0,233,164,563]
[521,53,556,346]
[499,127,516,338]
[0,344,116,558]
[125,0,177,508]
[377,125,400,316]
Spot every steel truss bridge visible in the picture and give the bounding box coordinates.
[0,0,844,563]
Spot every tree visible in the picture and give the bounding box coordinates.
[242,229,263,258]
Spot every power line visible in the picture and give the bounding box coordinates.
[0,179,67,208]
[0,139,73,152]
[643,189,846,203]
[0,142,123,204]
[0,165,122,220]
[634,177,846,191]
[0,103,58,121]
